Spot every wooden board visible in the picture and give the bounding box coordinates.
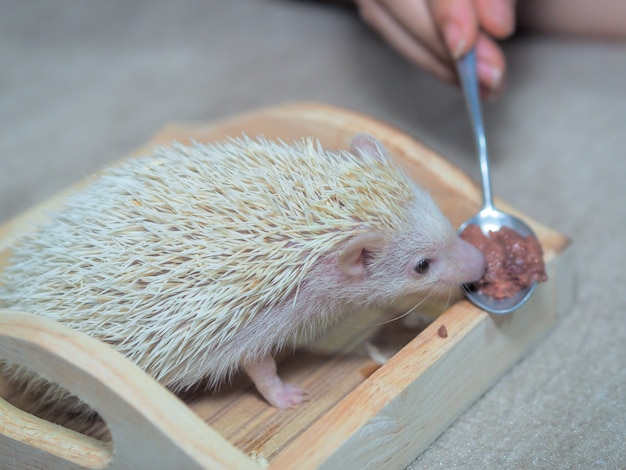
[0,102,574,469]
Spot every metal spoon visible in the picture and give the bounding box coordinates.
[456,48,539,314]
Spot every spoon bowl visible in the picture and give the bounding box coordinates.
[458,207,537,239]
[456,49,539,315]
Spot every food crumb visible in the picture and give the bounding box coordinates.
[360,362,382,378]
[249,451,269,468]
[437,325,448,338]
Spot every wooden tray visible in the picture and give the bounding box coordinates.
[0,102,574,469]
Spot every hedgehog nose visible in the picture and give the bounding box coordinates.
[456,238,486,283]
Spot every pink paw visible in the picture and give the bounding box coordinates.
[243,355,308,409]
[266,383,307,409]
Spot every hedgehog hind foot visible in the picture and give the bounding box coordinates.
[243,354,307,409]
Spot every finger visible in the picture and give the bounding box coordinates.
[476,0,518,38]
[376,0,450,63]
[427,0,480,59]
[475,33,507,97]
[357,0,456,83]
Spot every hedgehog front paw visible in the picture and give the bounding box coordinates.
[243,354,307,409]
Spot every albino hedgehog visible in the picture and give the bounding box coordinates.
[0,134,485,411]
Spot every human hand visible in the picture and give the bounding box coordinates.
[355,0,517,97]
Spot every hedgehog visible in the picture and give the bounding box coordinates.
[0,134,485,412]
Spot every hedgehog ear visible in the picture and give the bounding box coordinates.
[350,134,389,162]
[338,232,385,277]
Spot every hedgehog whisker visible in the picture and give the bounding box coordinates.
[351,290,438,328]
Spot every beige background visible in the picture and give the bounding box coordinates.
[1,1,625,468]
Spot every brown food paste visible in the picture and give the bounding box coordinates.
[460,224,547,300]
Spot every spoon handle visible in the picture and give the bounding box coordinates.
[456,49,494,211]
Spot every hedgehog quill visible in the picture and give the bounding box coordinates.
[0,134,485,412]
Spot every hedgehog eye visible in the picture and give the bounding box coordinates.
[414,258,431,274]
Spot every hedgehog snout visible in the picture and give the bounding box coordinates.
[453,238,487,284]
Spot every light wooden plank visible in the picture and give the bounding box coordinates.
[0,311,258,470]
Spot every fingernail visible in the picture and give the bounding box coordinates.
[477,61,503,92]
[443,22,465,60]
